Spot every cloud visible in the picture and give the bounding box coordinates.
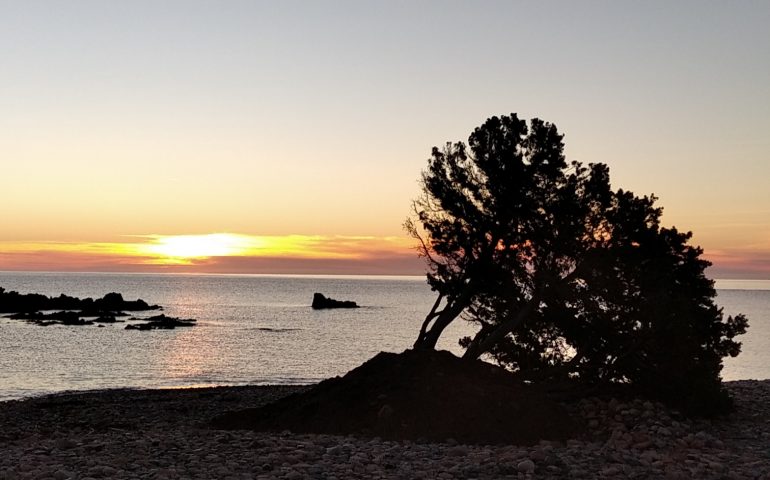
[703,248,770,279]
[3,233,768,279]
[0,234,426,275]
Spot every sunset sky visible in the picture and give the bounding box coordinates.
[1,1,769,278]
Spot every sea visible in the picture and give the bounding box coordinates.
[0,272,767,402]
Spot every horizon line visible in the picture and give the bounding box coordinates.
[1,269,768,285]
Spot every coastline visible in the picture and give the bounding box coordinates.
[1,381,769,479]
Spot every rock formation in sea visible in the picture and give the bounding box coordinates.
[124,314,197,330]
[0,287,195,329]
[0,287,160,313]
[311,293,359,309]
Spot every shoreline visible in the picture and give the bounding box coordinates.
[0,383,315,405]
[1,381,769,479]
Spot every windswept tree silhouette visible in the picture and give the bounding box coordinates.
[406,114,747,413]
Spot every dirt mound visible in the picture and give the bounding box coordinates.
[211,349,580,445]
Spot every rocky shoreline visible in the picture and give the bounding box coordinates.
[1,380,769,479]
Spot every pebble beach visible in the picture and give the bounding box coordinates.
[1,380,769,480]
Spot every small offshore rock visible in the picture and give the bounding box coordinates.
[311,293,359,309]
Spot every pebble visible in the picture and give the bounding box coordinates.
[0,382,768,479]
[52,471,70,480]
[447,445,468,457]
[517,459,536,473]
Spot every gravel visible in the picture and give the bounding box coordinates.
[1,380,769,479]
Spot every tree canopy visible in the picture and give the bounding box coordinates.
[407,114,748,414]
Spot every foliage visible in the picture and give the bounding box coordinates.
[407,114,748,414]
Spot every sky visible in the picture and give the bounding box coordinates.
[1,1,769,277]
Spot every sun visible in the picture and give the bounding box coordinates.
[143,234,255,259]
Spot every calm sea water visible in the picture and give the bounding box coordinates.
[0,272,767,401]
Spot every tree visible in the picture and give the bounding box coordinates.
[407,114,747,414]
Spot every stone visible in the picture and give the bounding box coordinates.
[530,449,547,461]
[517,459,536,474]
[326,445,346,456]
[54,438,77,450]
[52,471,71,480]
[447,445,468,457]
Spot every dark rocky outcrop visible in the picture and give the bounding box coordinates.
[93,314,122,324]
[125,314,196,330]
[0,287,160,313]
[311,293,359,309]
[0,287,193,330]
[7,311,94,326]
[93,292,157,312]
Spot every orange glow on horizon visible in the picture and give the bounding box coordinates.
[2,233,767,278]
[145,234,251,258]
[0,233,422,273]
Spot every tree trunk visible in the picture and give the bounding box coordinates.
[413,286,474,350]
[413,301,466,350]
[462,292,541,360]
[413,294,443,349]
